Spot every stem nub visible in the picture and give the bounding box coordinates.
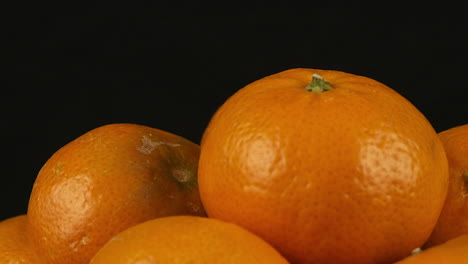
[463,171,468,190]
[305,74,333,93]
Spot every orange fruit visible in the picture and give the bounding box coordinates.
[198,68,449,264]
[0,215,40,263]
[394,234,468,264]
[90,215,289,263]
[424,124,468,248]
[27,123,206,264]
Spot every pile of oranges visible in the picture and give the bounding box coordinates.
[1,68,467,264]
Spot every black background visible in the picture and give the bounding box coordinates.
[4,6,467,221]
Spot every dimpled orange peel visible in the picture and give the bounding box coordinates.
[198,68,449,264]
[27,123,206,264]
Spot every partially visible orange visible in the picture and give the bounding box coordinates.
[395,234,468,264]
[90,215,289,264]
[27,123,206,264]
[0,215,40,263]
[198,68,449,264]
[424,124,468,248]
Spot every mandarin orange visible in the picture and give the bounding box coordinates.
[395,235,468,264]
[27,123,206,264]
[0,215,40,263]
[424,124,468,248]
[90,215,289,264]
[198,68,449,264]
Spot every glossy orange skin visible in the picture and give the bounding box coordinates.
[0,215,40,263]
[395,235,468,264]
[27,123,206,264]
[198,68,449,264]
[90,216,289,264]
[424,124,468,248]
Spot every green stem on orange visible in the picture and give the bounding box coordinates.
[305,73,334,93]
[463,171,468,189]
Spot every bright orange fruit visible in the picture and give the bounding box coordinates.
[394,235,468,264]
[90,215,289,264]
[424,124,468,248]
[27,123,206,264]
[0,215,40,263]
[198,68,449,264]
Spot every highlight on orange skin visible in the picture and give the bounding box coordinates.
[27,123,206,264]
[198,68,449,264]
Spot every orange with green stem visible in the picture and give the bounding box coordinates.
[198,68,449,264]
